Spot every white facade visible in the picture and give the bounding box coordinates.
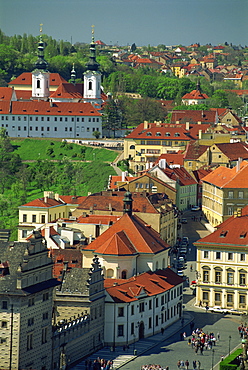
[83,71,102,107]
[104,282,183,346]
[32,70,50,99]
[1,113,102,139]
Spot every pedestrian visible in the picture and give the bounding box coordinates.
[183,331,187,339]
[193,360,197,370]
[199,300,202,307]
[221,355,224,361]
[161,327,164,335]
[180,360,185,369]
[181,318,185,326]
[197,360,201,370]
[177,360,181,369]
[185,360,189,370]
[166,367,169,370]
[217,332,220,341]
[190,264,193,272]
[180,332,184,340]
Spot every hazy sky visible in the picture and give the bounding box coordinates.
[1,0,247,47]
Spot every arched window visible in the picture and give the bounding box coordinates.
[121,270,127,279]
[130,145,135,149]
[106,268,114,278]
[89,81,92,90]
[37,79,40,88]
[155,261,159,270]
[162,258,166,269]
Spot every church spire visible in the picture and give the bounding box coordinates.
[86,25,100,72]
[71,63,76,85]
[34,24,48,71]
[196,79,201,93]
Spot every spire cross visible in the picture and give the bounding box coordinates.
[40,23,43,34]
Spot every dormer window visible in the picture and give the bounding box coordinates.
[220,230,228,237]
[175,132,180,137]
[155,132,161,136]
[240,232,247,239]
[146,132,152,136]
[165,132,170,137]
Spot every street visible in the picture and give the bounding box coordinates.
[120,211,243,370]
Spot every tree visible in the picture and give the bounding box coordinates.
[93,131,101,139]
[102,99,122,137]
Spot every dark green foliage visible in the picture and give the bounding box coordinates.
[219,349,242,370]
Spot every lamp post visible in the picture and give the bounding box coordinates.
[229,335,232,356]
[212,349,215,370]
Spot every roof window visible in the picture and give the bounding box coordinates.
[220,230,228,237]
[155,132,161,136]
[146,132,152,136]
[240,231,247,239]
[165,132,170,137]
[175,132,180,137]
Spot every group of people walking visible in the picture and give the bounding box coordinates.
[85,358,113,370]
[177,360,201,370]
[187,328,219,355]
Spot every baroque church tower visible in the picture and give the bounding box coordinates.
[83,26,102,108]
[32,25,50,100]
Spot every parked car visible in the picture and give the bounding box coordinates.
[210,306,228,314]
[181,218,188,224]
[191,206,201,211]
[178,256,185,262]
[228,309,242,315]
[182,236,189,245]
[181,241,188,248]
[177,270,184,277]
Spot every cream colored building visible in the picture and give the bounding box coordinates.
[194,208,248,312]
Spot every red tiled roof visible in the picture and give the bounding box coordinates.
[77,214,120,225]
[8,72,67,87]
[194,205,248,247]
[182,89,209,100]
[202,161,248,188]
[215,142,248,161]
[0,100,101,116]
[0,87,14,101]
[50,83,83,99]
[184,142,209,160]
[21,197,64,208]
[128,173,176,193]
[192,168,212,183]
[77,192,158,214]
[162,167,197,186]
[83,213,169,255]
[109,175,134,190]
[59,195,87,204]
[126,122,190,141]
[154,152,185,167]
[171,110,217,124]
[15,90,32,100]
[105,268,183,302]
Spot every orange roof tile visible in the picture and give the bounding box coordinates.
[105,269,183,302]
[77,214,120,225]
[50,83,83,99]
[21,197,64,208]
[8,72,67,87]
[83,213,169,255]
[0,87,14,101]
[202,161,248,188]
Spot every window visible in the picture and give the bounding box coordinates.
[65,117,68,122]
[30,126,32,131]
[149,300,152,310]
[32,215,36,223]
[203,270,209,283]
[60,117,63,122]
[12,117,15,121]
[148,317,152,328]
[41,127,44,131]
[131,322,134,335]
[161,295,164,305]
[28,297,34,306]
[35,117,38,121]
[69,127,72,131]
[41,215,45,223]
[47,127,50,131]
[216,252,221,259]
[43,312,48,320]
[87,127,90,132]
[18,126,21,131]
[240,254,246,261]
[30,117,32,121]
[89,118,91,122]
[155,315,159,326]
[228,253,233,260]
[22,230,27,238]
[215,292,221,303]
[131,305,134,315]
[228,207,233,216]
[23,214,27,222]
[227,294,233,305]
[41,117,44,121]
[28,318,34,326]
[1,321,7,328]
[41,327,48,344]
[2,301,7,309]
[156,297,159,307]
[47,117,50,121]
[27,333,33,350]
[202,291,209,302]
[35,127,38,131]
[227,271,234,284]
[215,271,222,283]
[228,191,234,199]
[54,127,57,131]
[117,325,124,336]
[0,338,7,344]
[54,117,57,122]
[65,127,68,131]
[43,292,49,301]
[239,295,246,305]
[24,126,27,131]
[118,307,124,317]
[238,191,244,199]
[139,302,144,312]
[239,273,246,285]
[203,251,209,259]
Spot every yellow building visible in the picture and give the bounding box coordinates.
[124,121,190,172]
[201,161,248,227]
[194,207,248,312]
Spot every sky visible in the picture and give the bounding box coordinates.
[0,0,247,47]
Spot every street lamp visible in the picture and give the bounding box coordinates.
[212,349,215,370]
[229,335,232,356]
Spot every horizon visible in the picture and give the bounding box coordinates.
[0,0,247,48]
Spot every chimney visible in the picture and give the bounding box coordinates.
[55,193,60,201]
[159,158,166,169]
[121,171,125,182]
[236,157,242,172]
[199,130,202,139]
[144,121,148,129]
[50,100,53,107]
[186,122,190,131]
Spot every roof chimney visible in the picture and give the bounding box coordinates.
[144,121,148,129]
[186,122,190,131]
